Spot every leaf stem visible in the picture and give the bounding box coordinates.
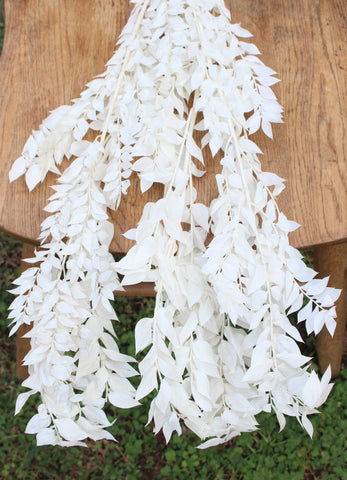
[99,0,151,146]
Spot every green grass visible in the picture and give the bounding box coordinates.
[0,231,346,480]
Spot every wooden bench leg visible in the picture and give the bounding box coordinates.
[315,241,347,378]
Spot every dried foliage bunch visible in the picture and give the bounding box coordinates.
[8,0,339,448]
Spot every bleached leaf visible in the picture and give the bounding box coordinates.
[230,23,252,38]
[36,428,57,446]
[82,405,111,427]
[302,414,314,438]
[261,119,273,138]
[123,228,137,240]
[15,391,35,415]
[297,301,312,323]
[187,136,204,164]
[25,412,51,434]
[191,203,209,231]
[287,292,303,315]
[197,437,223,449]
[9,157,27,182]
[243,362,270,382]
[245,111,261,134]
[55,418,89,442]
[192,340,216,365]
[191,68,205,90]
[304,277,330,296]
[277,213,300,232]
[25,164,42,191]
[324,314,336,337]
[162,412,181,443]
[179,311,198,344]
[302,372,321,408]
[247,265,266,294]
[136,370,158,400]
[276,411,286,431]
[135,317,153,353]
[23,135,38,157]
[239,138,263,154]
[261,172,285,187]
[51,365,70,381]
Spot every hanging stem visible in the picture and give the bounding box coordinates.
[99,0,151,146]
[228,121,278,372]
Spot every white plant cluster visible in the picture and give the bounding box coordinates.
[8,0,339,448]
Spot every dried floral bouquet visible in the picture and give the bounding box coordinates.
[8,0,339,448]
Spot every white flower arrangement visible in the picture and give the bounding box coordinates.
[8,0,340,448]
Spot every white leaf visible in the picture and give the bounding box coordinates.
[162,412,181,444]
[240,41,261,55]
[25,412,51,434]
[324,314,336,337]
[135,317,153,353]
[249,304,269,330]
[192,340,216,365]
[302,414,314,438]
[51,365,70,381]
[298,301,312,323]
[261,172,286,187]
[23,135,38,157]
[304,277,330,296]
[261,119,273,138]
[70,140,90,157]
[36,427,56,446]
[135,370,158,400]
[275,315,303,342]
[9,157,27,182]
[277,351,310,368]
[77,118,89,138]
[230,23,252,38]
[209,134,223,157]
[197,437,223,449]
[187,136,204,164]
[82,406,111,427]
[191,382,212,412]
[25,164,42,191]
[179,311,198,344]
[198,298,214,326]
[247,265,266,294]
[277,213,300,232]
[245,111,261,134]
[239,138,263,154]
[302,372,321,408]
[15,391,35,415]
[313,309,327,335]
[155,380,171,413]
[55,418,89,442]
[123,228,137,240]
[191,68,205,91]
[191,203,209,231]
[243,362,270,382]
[276,411,286,431]
[287,292,304,315]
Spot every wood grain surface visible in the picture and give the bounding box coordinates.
[0,0,346,253]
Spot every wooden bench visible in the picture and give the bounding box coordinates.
[0,0,345,379]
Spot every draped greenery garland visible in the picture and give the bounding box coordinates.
[8,0,338,447]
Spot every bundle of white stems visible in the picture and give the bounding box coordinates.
[8,0,339,448]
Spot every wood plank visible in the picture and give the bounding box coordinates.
[0,0,345,253]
